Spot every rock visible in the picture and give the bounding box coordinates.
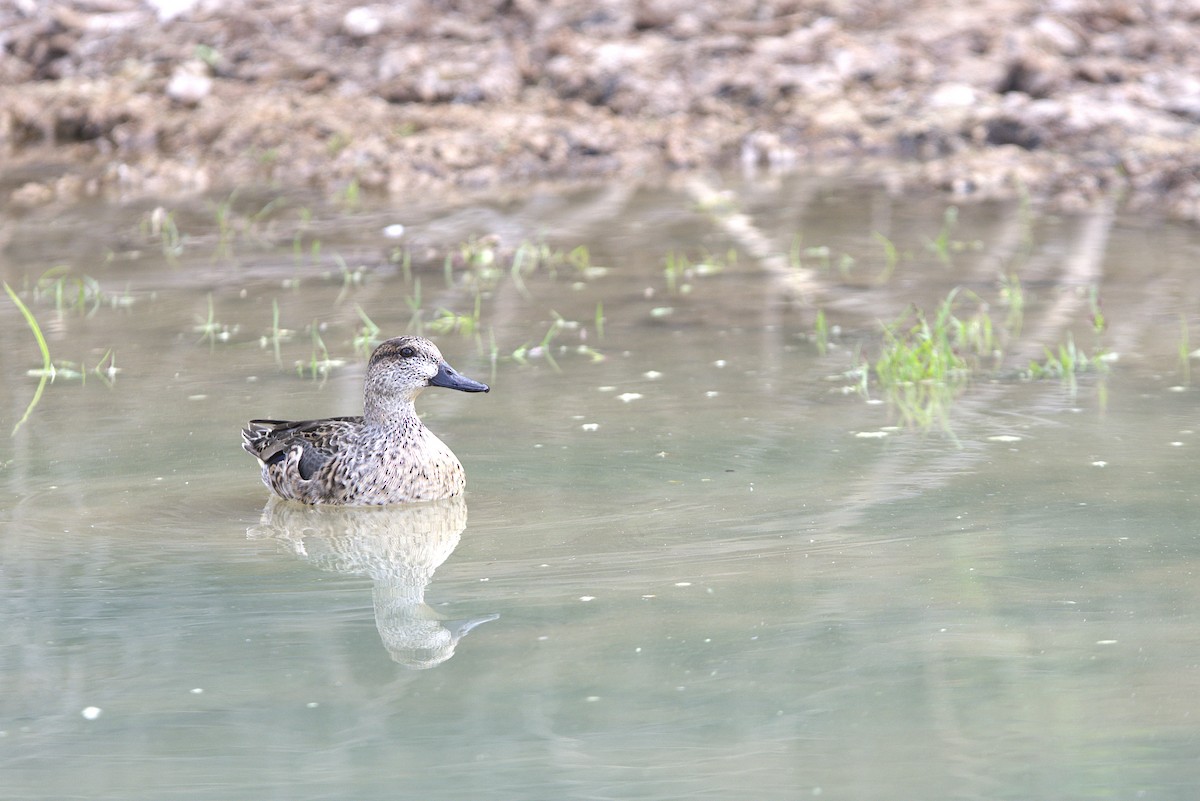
[166,60,212,105]
[342,6,382,38]
[9,181,55,208]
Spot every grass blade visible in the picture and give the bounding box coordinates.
[5,282,53,435]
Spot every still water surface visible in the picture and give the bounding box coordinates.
[2,177,1199,799]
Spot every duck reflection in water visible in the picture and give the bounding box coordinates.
[248,495,497,669]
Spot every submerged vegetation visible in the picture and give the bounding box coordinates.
[1,191,1130,435]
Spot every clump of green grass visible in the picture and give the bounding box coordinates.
[446,236,501,290]
[29,350,120,387]
[404,279,425,334]
[509,240,605,286]
[1024,335,1109,392]
[426,295,482,337]
[32,267,134,314]
[789,235,855,276]
[296,324,344,381]
[663,248,735,294]
[194,294,238,344]
[861,281,1109,428]
[327,132,351,157]
[874,288,995,389]
[873,231,900,282]
[999,273,1024,337]
[512,314,568,371]
[292,207,313,261]
[331,255,366,302]
[338,178,360,210]
[144,207,184,261]
[353,305,382,358]
[813,309,829,356]
[1088,285,1106,333]
[33,266,104,314]
[260,299,293,367]
[924,206,983,266]
[390,246,413,284]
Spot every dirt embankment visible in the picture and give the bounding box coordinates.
[3,0,1200,220]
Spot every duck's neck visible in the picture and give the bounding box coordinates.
[363,390,419,427]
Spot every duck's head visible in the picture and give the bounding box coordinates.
[366,336,490,401]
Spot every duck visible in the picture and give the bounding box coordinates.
[241,335,489,505]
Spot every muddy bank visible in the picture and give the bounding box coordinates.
[3,0,1199,220]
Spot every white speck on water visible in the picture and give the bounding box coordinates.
[675,582,692,587]
[855,430,889,438]
[866,398,884,404]
[987,435,1022,442]
[598,385,617,392]
[479,577,489,582]
[643,371,663,379]
[650,307,673,318]
[616,393,643,402]
[1096,640,1118,645]
[382,223,405,238]
[306,702,320,708]
[537,635,549,641]
[705,391,719,398]
[579,596,595,602]
[190,688,203,694]
[713,360,727,368]
[1169,386,1187,392]
[1092,460,1108,467]
[81,707,102,720]
[585,696,600,702]
[188,394,207,401]
[581,423,599,431]
[642,594,656,599]
[1171,441,1184,447]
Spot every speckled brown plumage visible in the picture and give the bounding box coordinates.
[242,336,489,505]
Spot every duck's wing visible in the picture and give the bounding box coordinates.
[242,416,363,479]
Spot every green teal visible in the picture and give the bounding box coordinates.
[241,336,489,505]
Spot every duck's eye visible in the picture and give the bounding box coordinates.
[399,346,416,358]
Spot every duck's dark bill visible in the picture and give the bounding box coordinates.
[430,363,490,393]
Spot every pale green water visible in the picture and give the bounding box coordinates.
[2,178,1200,799]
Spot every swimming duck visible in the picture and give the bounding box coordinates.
[241,336,489,505]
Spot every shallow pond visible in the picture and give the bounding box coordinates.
[2,176,1199,799]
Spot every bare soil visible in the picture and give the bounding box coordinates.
[4,0,1200,220]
